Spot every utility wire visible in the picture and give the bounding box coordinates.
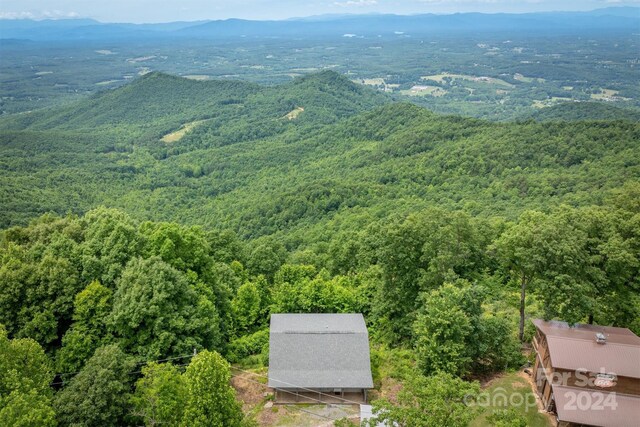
[231,373,353,409]
[230,374,351,422]
[53,353,366,410]
[51,362,192,387]
[54,353,196,377]
[298,406,336,421]
[230,365,367,406]
[51,358,195,386]
[51,354,360,421]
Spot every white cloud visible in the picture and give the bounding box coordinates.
[418,0,496,2]
[0,11,37,19]
[0,10,80,20]
[334,0,378,7]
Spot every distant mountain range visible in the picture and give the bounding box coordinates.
[1,7,638,41]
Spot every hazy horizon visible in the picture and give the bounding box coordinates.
[1,0,639,24]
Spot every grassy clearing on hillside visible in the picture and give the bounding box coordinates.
[591,88,618,99]
[355,78,386,86]
[183,75,211,80]
[127,55,156,63]
[95,80,123,86]
[532,97,573,108]
[514,73,545,83]
[161,120,207,142]
[590,88,631,101]
[470,371,553,427]
[421,73,514,88]
[401,85,448,97]
[283,106,305,120]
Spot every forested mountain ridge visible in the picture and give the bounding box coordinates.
[0,72,638,241]
[0,71,387,133]
[527,102,640,122]
[1,73,259,131]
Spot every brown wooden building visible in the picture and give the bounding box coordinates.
[532,319,640,427]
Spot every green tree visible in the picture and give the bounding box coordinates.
[0,325,53,396]
[0,388,57,427]
[109,257,220,359]
[370,373,480,427]
[246,241,287,280]
[56,281,113,374]
[0,325,55,426]
[80,207,142,287]
[0,244,34,338]
[273,264,317,286]
[413,283,520,376]
[232,282,261,335]
[328,231,367,275]
[413,283,477,376]
[141,222,212,277]
[54,344,135,427]
[206,230,246,265]
[226,329,269,364]
[181,350,244,427]
[492,210,588,341]
[375,209,486,343]
[204,262,240,347]
[545,206,640,327]
[607,181,640,214]
[131,362,187,427]
[475,314,523,374]
[0,215,82,349]
[9,249,81,349]
[271,275,357,314]
[73,280,113,328]
[56,329,101,376]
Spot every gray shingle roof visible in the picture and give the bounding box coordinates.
[268,313,374,389]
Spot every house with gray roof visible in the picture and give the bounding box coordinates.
[268,313,374,403]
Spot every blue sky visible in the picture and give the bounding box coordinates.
[1,0,639,23]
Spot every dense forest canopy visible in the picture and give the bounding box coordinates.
[0,66,639,426]
[1,72,638,240]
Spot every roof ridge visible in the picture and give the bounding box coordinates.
[279,331,361,334]
[552,384,640,399]
[547,335,640,347]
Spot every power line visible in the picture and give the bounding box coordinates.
[55,353,196,377]
[51,355,197,386]
[50,354,361,422]
[51,362,193,387]
[52,353,366,412]
[230,374,351,422]
[298,406,336,421]
[230,365,366,406]
[231,373,354,409]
